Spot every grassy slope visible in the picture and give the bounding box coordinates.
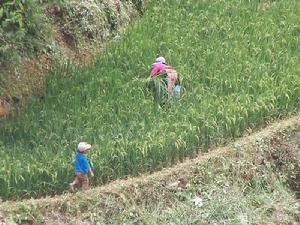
[1,113,299,224]
[0,0,300,199]
[0,0,143,96]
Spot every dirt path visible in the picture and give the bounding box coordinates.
[1,112,299,224]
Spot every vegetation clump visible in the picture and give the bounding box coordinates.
[0,0,144,97]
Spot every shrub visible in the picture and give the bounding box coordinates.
[0,0,48,60]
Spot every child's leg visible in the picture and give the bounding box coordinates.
[75,173,89,191]
[80,174,89,191]
[70,174,80,185]
[69,173,80,191]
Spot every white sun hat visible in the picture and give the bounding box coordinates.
[77,142,92,152]
[155,56,166,64]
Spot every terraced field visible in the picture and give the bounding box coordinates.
[0,0,299,199]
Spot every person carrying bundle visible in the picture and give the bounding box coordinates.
[149,56,181,97]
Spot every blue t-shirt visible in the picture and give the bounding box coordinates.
[74,152,91,174]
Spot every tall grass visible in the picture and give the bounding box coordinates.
[0,0,299,199]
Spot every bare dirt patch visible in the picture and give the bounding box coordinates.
[0,28,98,118]
[0,96,10,118]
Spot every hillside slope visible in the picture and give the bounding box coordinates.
[0,0,299,200]
[0,0,144,115]
[1,112,299,224]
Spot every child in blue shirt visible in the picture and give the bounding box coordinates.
[69,142,94,191]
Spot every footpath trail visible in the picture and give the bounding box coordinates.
[1,112,300,224]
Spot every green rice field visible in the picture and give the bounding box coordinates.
[0,0,299,199]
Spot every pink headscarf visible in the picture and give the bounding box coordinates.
[149,62,169,77]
